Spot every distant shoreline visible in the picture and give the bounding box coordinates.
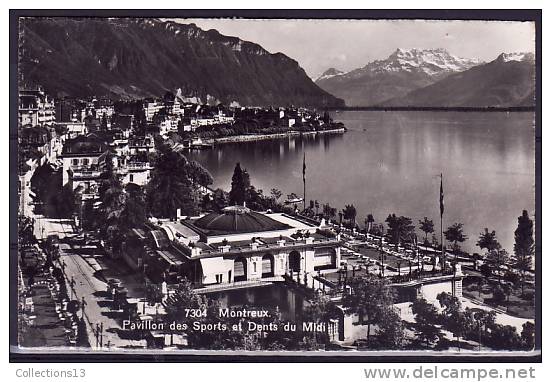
[326,106,535,112]
[205,127,346,145]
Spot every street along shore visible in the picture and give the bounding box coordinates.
[204,127,346,145]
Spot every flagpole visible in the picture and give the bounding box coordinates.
[440,173,444,276]
[303,152,306,211]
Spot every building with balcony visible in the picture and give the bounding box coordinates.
[116,160,153,186]
[129,135,156,155]
[59,136,110,197]
[19,87,56,127]
[142,99,163,122]
[56,121,87,139]
[123,206,341,287]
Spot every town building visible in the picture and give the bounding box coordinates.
[56,121,87,139]
[129,135,156,155]
[116,159,153,186]
[123,206,342,287]
[59,135,110,199]
[18,86,55,127]
[143,100,164,122]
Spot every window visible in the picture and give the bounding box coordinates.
[82,158,89,166]
[253,262,257,273]
[129,174,134,182]
[72,159,79,166]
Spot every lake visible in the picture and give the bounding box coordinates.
[187,111,535,254]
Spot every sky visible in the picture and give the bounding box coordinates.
[171,19,535,79]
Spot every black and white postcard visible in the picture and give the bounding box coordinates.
[10,10,541,361]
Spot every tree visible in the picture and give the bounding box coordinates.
[477,228,500,254]
[302,293,336,347]
[492,285,506,304]
[514,210,534,296]
[342,275,396,347]
[121,184,147,230]
[186,160,214,190]
[385,214,415,249]
[342,204,357,228]
[486,248,509,283]
[146,150,199,218]
[411,298,441,347]
[375,308,405,349]
[211,188,229,212]
[437,292,469,351]
[270,188,282,202]
[444,223,468,258]
[521,321,535,350]
[323,203,336,221]
[229,163,251,206]
[97,172,126,254]
[419,217,435,244]
[487,324,522,350]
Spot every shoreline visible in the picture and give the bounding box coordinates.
[204,127,346,145]
[326,106,535,112]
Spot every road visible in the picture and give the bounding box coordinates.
[59,247,146,349]
[31,213,146,349]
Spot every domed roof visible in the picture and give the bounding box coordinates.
[193,206,290,235]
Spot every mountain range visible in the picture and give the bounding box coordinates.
[316,49,535,107]
[19,17,343,108]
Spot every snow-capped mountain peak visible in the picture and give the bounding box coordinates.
[316,68,345,81]
[496,52,535,63]
[366,48,482,76]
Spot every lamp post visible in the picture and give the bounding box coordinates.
[416,234,421,278]
[69,276,75,300]
[379,238,385,278]
[81,296,87,320]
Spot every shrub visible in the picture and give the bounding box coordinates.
[504,271,520,285]
[480,263,492,278]
[492,285,506,303]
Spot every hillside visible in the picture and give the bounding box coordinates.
[382,53,535,107]
[19,17,343,108]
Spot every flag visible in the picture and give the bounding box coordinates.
[440,173,444,217]
[302,152,306,183]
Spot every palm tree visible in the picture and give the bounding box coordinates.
[342,204,357,229]
[419,217,435,245]
[385,214,415,250]
[444,223,468,259]
[486,248,509,283]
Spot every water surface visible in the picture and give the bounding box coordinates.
[188,111,535,254]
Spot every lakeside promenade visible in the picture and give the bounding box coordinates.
[203,127,346,145]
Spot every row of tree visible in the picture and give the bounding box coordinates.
[412,293,535,351]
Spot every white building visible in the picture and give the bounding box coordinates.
[19,87,56,127]
[59,136,109,199]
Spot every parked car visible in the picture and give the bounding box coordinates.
[106,278,122,295]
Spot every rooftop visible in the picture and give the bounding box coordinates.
[189,206,291,236]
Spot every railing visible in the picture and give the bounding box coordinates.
[194,237,339,257]
[70,167,102,178]
[193,276,284,294]
[127,162,152,170]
